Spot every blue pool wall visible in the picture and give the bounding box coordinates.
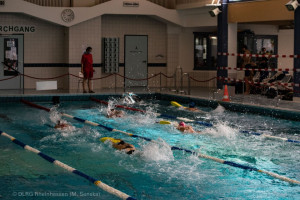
[0,93,299,121]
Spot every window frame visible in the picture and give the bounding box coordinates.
[193,32,217,71]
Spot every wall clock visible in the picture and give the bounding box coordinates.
[61,9,74,23]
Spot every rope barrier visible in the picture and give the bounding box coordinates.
[218,67,300,72]
[244,78,296,93]
[160,72,174,79]
[217,76,300,93]
[23,73,69,80]
[20,100,300,185]
[0,75,19,82]
[0,131,137,200]
[1,61,298,95]
[115,73,160,81]
[0,71,161,82]
[188,76,217,83]
[218,52,300,59]
[90,98,213,127]
[69,73,116,80]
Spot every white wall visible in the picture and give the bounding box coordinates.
[1,0,214,28]
[0,13,66,63]
[278,29,294,73]
[238,24,279,35]
[0,13,68,89]
[102,15,167,64]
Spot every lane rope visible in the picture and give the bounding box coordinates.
[0,131,137,200]
[90,97,213,127]
[21,99,300,185]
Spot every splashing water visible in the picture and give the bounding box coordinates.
[205,121,238,140]
[140,138,174,162]
[49,107,62,124]
[211,104,225,115]
[1,100,299,200]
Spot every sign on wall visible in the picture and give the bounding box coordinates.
[0,0,5,6]
[0,25,35,33]
[123,1,139,7]
[3,38,19,76]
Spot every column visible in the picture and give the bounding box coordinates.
[228,23,237,79]
[217,0,228,89]
[294,1,300,97]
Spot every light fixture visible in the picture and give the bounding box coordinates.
[285,0,299,11]
[206,0,222,17]
[209,7,222,17]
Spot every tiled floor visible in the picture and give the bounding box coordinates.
[0,86,299,112]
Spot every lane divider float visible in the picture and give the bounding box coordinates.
[241,131,300,144]
[90,97,213,127]
[90,98,300,144]
[0,131,137,200]
[21,99,300,185]
[165,100,300,144]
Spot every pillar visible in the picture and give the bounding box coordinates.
[217,0,228,89]
[294,1,300,97]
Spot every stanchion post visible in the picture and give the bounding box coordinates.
[180,68,183,92]
[242,79,245,95]
[114,73,117,93]
[174,72,177,92]
[188,73,191,95]
[160,72,162,92]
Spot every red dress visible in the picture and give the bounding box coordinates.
[81,53,93,79]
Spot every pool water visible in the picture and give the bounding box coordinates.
[0,98,299,199]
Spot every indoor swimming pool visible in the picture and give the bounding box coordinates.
[0,96,299,199]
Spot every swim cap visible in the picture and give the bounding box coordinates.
[189,102,195,108]
[179,122,186,127]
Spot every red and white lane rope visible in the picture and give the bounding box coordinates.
[217,77,300,91]
[217,67,300,72]
[218,52,300,59]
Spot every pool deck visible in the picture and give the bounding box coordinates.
[0,87,300,113]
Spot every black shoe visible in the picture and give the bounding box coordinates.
[89,91,95,93]
[83,91,87,93]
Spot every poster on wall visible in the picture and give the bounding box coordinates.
[3,38,18,76]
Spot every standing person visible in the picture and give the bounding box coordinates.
[81,47,95,93]
[259,47,269,82]
[242,45,253,94]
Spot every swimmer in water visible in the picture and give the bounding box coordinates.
[176,121,201,134]
[0,114,12,122]
[123,92,141,104]
[107,108,125,118]
[54,120,70,130]
[184,102,205,113]
[101,137,136,154]
[112,139,136,154]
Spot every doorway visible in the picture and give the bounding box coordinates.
[124,35,148,88]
